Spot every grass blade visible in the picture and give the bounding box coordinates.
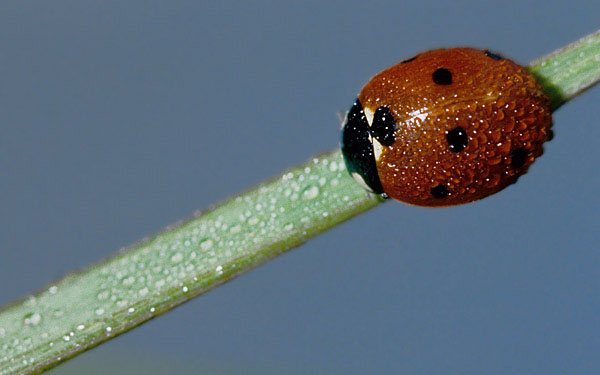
[1,30,599,375]
[529,29,600,109]
[0,152,382,374]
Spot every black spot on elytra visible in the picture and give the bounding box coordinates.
[446,126,468,152]
[510,147,528,168]
[484,50,503,60]
[432,68,452,85]
[401,55,418,64]
[341,99,384,194]
[431,184,450,198]
[370,106,396,146]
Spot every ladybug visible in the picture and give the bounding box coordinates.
[341,47,553,206]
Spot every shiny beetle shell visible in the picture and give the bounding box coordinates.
[341,47,553,207]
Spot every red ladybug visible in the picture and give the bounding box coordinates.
[341,47,553,206]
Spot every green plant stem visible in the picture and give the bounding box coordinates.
[529,29,600,109]
[1,30,599,375]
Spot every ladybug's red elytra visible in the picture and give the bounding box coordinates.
[341,47,553,207]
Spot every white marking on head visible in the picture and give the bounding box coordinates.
[363,106,375,127]
[363,105,383,162]
[372,137,383,162]
[351,172,374,193]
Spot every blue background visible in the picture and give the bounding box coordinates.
[2,1,599,374]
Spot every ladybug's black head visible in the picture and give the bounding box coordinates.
[340,99,384,194]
